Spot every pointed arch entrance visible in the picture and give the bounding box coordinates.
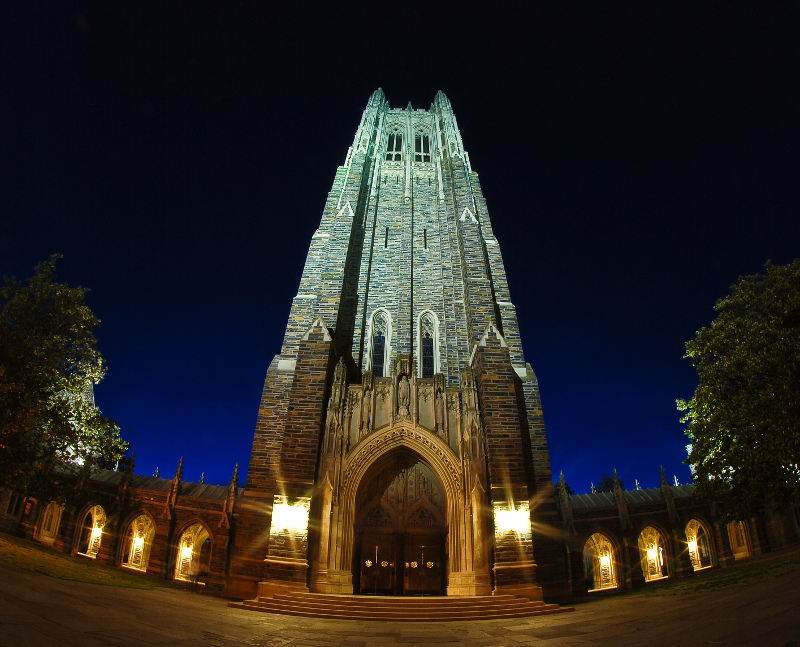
[353,449,446,595]
[315,426,484,596]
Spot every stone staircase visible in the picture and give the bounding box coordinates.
[228,592,574,621]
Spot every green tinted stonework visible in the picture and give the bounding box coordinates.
[227,90,570,602]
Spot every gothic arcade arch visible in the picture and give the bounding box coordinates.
[336,426,465,592]
[76,504,107,558]
[120,512,156,572]
[638,525,669,582]
[583,531,618,591]
[173,521,212,582]
[685,518,713,571]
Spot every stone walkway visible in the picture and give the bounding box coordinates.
[0,560,798,646]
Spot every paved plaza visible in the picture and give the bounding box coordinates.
[0,559,798,646]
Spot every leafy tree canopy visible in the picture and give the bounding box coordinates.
[596,473,623,493]
[0,255,127,502]
[679,259,800,520]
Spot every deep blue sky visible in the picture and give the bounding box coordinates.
[3,3,798,492]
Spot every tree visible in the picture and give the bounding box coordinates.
[679,260,800,520]
[0,255,127,502]
[595,473,623,493]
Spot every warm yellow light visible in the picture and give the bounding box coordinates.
[180,545,193,558]
[688,539,697,553]
[271,495,310,535]
[133,536,144,549]
[494,503,531,536]
[647,547,657,561]
[91,526,102,538]
[600,555,610,567]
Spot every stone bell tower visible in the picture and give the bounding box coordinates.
[224,89,569,602]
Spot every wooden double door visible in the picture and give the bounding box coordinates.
[356,530,446,596]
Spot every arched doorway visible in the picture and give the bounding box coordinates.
[685,519,713,571]
[583,532,618,591]
[638,526,668,582]
[121,514,155,572]
[352,449,447,595]
[77,505,106,558]
[174,523,211,582]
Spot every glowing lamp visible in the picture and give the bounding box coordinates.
[600,555,610,567]
[91,526,102,539]
[646,547,657,561]
[493,503,531,536]
[688,539,697,554]
[133,536,144,550]
[271,495,310,536]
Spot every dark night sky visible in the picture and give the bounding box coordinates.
[3,3,798,491]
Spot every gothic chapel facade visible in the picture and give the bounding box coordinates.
[224,90,569,602]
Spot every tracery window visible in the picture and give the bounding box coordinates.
[583,532,618,591]
[686,519,712,571]
[77,505,106,558]
[122,514,155,572]
[414,134,431,162]
[174,523,211,582]
[369,309,391,377]
[38,502,64,544]
[386,133,403,161]
[417,311,439,378]
[638,526,668,581]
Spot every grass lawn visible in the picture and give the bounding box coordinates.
[612,547,800,598]
[0,531,184,590]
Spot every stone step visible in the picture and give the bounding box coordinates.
[228,593,574,621]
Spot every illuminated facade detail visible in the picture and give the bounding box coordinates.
[77,505,106,558]
[174,523,211,581]
[230,89,566,602]
[270,496,311,538]
[638,526,668,582]
[367,309,392,377]
[36,502,64,545]
[493,501,532,540]
[385,132,403,161]
[417,311,438,379]
[123,514,155,571]
[685,519,712,571]
[727,520,752,560]
[583,533,617,591]
[414,132,431,163]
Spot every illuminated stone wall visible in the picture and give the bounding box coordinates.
[233,90,568,602]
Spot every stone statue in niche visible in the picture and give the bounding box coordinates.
[435,386,445,434]
[360,383,373,437]
[397,374,410,418]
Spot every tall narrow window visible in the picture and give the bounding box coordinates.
[386,133,402,161]
[423,229,427,249]
[372,332,385,377]
[369,310,391,377]
[418,311,438,378]
[414,134,431,162]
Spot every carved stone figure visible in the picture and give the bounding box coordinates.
[398,374,410,418]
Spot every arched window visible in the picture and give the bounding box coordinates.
[368,309,391,377]
[174,524,212,582]
[583,532,617,591]
[122,514,155,572]
[77,505,106,558]
[417,311,439,378]
[414,132,431,162]
[686,519,713,571]
[386,132,403,161]
[38,502,64,545]
[727,520,752,560]
[638,526,669,581]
